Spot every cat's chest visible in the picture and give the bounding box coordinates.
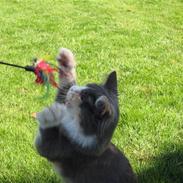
[61,107,97,148]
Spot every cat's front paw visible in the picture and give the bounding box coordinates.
[36,103,65,129]
[56,48,76,82]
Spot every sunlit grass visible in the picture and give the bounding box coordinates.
[0,0,182,182]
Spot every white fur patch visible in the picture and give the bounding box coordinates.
[62,85,97,148]
[69,85,87,92]
[61,108,97,148]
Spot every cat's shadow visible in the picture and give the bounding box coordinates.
[137,144,183,183]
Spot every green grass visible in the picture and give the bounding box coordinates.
[0,0,182,182]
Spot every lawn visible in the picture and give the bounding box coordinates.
[0,0,182,182]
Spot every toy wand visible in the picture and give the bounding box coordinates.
[0,60,35,72]
[0,59,59,97]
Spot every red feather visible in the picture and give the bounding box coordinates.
[34,59,58,88]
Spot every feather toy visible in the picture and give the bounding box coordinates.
[0,58,59,96]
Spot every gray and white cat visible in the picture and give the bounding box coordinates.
[35,48,137,183]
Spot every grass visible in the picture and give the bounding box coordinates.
[0,0,182,182]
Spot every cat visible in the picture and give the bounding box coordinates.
[35,48,137,183]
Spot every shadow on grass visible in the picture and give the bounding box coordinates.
[137,144,183,183]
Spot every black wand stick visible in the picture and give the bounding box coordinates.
[0,61,35,72]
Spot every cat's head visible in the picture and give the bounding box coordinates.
[65,71,119,136]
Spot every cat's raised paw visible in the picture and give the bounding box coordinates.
[57,48,76,69]
[36,103,65,129]
[56,48,76,83]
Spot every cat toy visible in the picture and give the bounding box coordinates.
[0,59,59,97]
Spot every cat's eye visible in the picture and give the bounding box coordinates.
[80,90,96,104]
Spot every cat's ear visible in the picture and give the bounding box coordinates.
[104,71,117,95]
[95,96,112,116]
